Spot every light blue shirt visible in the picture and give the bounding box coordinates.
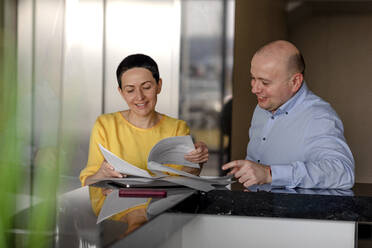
[246,82,354,189]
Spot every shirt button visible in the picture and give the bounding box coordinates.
[271,116,274,120]
[258,160,260,163]
[262,137,266,141]
[285,112,288,115]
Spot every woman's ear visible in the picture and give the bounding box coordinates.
[118,86,124,97]
[157,79,162,94]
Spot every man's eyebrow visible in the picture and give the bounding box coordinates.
[259,77,271,82]
[252,76,271,83]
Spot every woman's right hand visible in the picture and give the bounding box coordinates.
[85,160,126,185]
[96,160,124,179]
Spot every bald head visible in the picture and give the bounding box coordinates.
[254,40,305,76]
[250,40,305,113]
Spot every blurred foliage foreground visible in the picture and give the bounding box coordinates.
[0,27,59,247]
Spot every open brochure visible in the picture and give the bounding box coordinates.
[98,135,233,192]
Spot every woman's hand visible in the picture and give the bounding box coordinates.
[184,141,209,164]
[85,160,126,186]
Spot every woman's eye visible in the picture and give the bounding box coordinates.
[143,84,152,90]
[125,89,134,93]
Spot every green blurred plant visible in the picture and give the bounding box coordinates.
[0,2,61,247]
[0,19,21,247]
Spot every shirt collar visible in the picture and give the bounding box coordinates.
[266,81,308,116]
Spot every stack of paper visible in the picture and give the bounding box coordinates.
[98,135,233,192]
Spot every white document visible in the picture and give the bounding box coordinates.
[160,176,215,192]
[148,136,199,168]
[98,135,233,192]
[148,161,233,185]
[99,144,153,178]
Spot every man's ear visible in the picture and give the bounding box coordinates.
[291,73,303,93]
[157,78,162,94]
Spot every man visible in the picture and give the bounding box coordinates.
[222,40,354,189]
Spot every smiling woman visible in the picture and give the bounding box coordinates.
[79,54,209,186]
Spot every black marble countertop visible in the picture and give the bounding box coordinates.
[11,183,372,247]
[169,186,372,222]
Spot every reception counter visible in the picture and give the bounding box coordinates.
[13,183,372,247]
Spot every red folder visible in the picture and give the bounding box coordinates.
[118,189,167,198]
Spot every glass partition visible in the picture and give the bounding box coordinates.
[6,0,235,246]
[179,0,235,175]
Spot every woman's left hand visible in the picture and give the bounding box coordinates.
[184,141,209,164]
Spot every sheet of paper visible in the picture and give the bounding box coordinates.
[99,144,152,178]
[160,176,215,192]
[200,175,235,185]
[148,161,233,185]
[148,135,199,168]
[97,189,149,224]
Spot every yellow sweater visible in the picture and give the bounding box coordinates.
[79,111,190,186]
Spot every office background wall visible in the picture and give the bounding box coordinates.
[288,2,372,183]
[232,0,372,185]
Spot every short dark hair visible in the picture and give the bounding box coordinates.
[288,52,306,76]
[116,54,160,89]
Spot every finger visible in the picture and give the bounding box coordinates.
[199,156,208,163]
[188,142,208,156]
[184,154,207,163]
[235,166,250,178]
[102,161,115,171]
[112,171,124,178]
[106,169,123,178]
[186,148,203,156]
[194,141,207,149]
[186,145,208,156]
[186,146,201,155]
[185,153,208,161]
[243,178,257,188]
[186,156,208,164]
[222,160,243,170]
[227,167,238,175]
[238,174,250,184]
[196,144,208,154]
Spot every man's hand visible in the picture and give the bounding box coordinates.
[222,160,272,187]
[184,141,209,164]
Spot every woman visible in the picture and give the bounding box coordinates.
[80,54,208,186]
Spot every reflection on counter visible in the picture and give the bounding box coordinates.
[56,186,196,246]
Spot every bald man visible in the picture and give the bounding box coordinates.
[222,40,354,189]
